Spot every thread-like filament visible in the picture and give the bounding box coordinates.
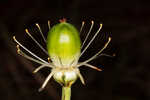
[78,37,111,66]
[81,21,94,49]
[25,29,49,55]
[80,21,85,33]
[35,23,47,43]
[80,23,103,57]
[13,36,48,64]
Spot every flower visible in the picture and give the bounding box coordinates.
[13,19,111,92]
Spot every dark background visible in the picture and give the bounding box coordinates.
[0,0,150,100]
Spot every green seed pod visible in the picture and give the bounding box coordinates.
[47,21,81,67]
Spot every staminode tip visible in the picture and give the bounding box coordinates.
[92,65,102,71]
[100,23,103,28]
[38,88,44,92]
[82,21,85,24]
[83,82,85,85]
[13,36,16,40]
[91,20,94,24]
[108,37,112,41]
[48,20,50,24]
[16,45,19,48]
[33,69,38,74]
[35,23,39,26]
[25,29,29,33]
[97,68,103,71]
[32,71,36,74]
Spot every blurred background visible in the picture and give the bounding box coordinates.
[0,0,150,100]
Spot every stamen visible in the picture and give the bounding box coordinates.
[33,64,51,74]
[81,21,94,49]
[13,36,48,64]
[80,21,85,33]
[80,63,102,71]
[35,23,47,43]
[78,37,111,66]
[25,29,49,55]
[38,71,55,92]
[80,23,103,57]
[48,20,51,30]
[16,45,49,65]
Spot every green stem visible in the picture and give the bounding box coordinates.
[62,86,71,100]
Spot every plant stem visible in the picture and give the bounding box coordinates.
[62,86,71,100]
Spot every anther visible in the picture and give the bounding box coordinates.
[13,36,16,41]
[48,20,51,30]
[25,29,30,35]
[48,57,51,63]
[82,21,85,25]
[100,23,103,29]
[91,20,94,24]
[108,37,111,41]
[16,45,21,54]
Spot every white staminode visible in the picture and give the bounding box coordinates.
[13,20,111,91]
